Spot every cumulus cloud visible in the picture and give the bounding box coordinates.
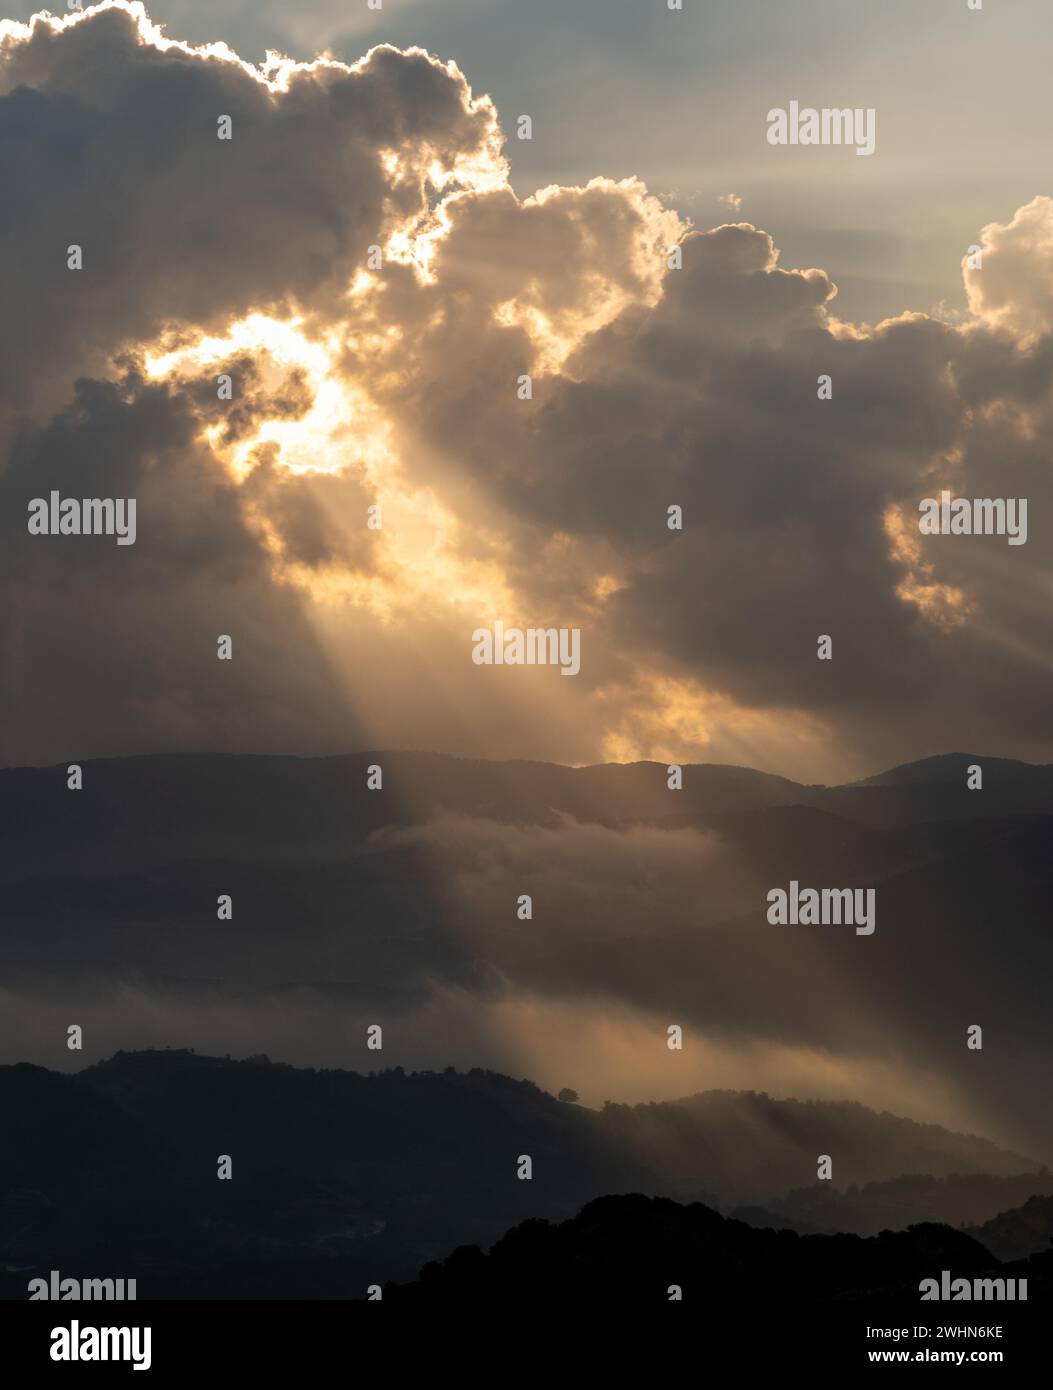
[0,1,502,413]
[2,3,1053,779]
[964,195,1053,341]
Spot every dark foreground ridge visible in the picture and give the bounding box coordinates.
[382,1192,1053,1303]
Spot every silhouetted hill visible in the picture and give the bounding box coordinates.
[72,1056,1040,1207]
[2,1050,1046,1299]
[382,1192,1010,1303]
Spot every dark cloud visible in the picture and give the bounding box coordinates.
[0,3,499,412]
[0,370,362,765]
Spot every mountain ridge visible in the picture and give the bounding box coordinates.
[5,745,1053,789]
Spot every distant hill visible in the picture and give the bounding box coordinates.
[734,1172,1053,1239]
[4,748,1053,878]
[598,1090,1035,1206]
[852,754,1053,789]
[967,1194,1053,1262]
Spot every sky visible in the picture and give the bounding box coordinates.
[2,0,1052,782]
[7,0,1050,326]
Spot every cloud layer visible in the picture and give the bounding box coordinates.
[2,3,1052,780]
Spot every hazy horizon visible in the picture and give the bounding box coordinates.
[2,743,1051,786]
